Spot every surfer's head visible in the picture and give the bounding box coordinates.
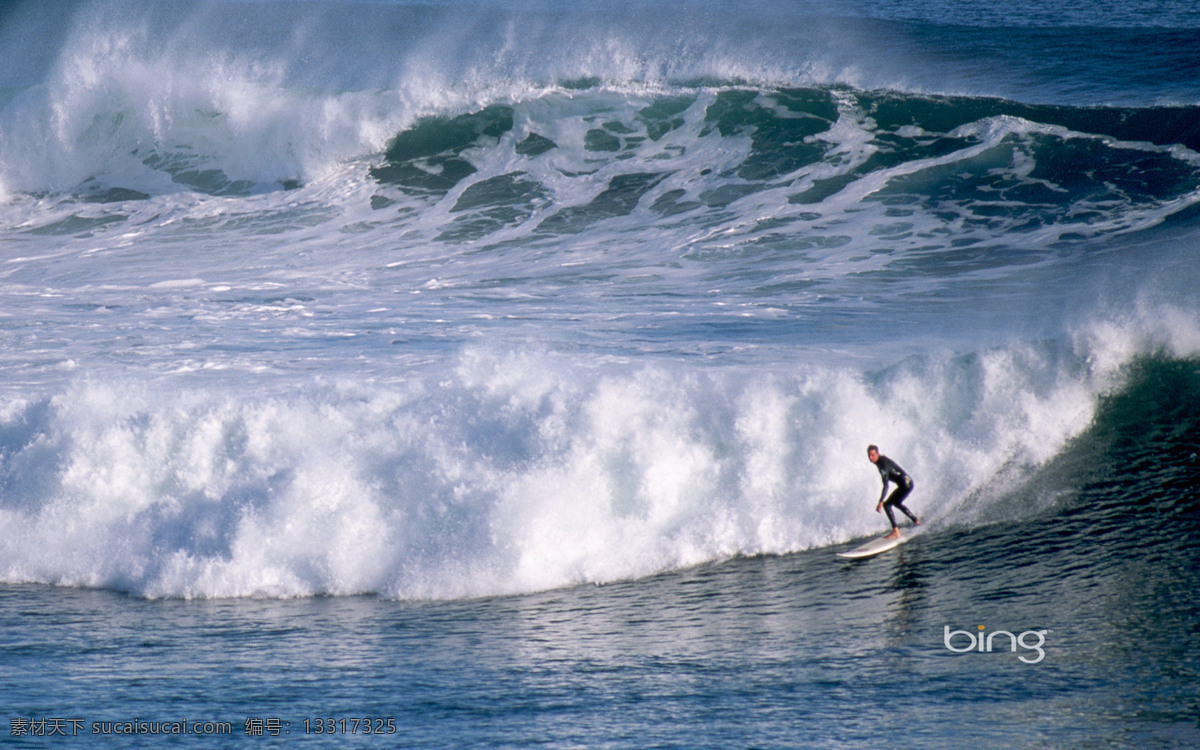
[867,445,879,463]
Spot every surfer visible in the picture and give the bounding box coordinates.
[867,445,919,539]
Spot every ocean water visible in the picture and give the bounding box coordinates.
[3,0,1200,746]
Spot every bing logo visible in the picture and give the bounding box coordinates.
[943,625,1049,664]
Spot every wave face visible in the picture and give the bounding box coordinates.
[1,0,1200,599]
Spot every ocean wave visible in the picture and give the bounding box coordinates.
[4,0,1200,202]
[1,305,1196,600]
[7,81,1200,282]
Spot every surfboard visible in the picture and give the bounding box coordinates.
[836,533,905,559]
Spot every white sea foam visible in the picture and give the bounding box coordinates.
[1,304,1192,600]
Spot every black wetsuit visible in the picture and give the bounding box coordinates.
[875,455,918,528]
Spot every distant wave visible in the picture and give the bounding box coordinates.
[7,82,1200,261]
[4,0,1200,201]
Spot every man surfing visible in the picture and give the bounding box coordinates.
[867,445,919,539]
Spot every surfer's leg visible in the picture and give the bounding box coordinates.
[882,501,899,529]
[887,484,918,525]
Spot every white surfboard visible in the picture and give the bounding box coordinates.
[836,533,905,559]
